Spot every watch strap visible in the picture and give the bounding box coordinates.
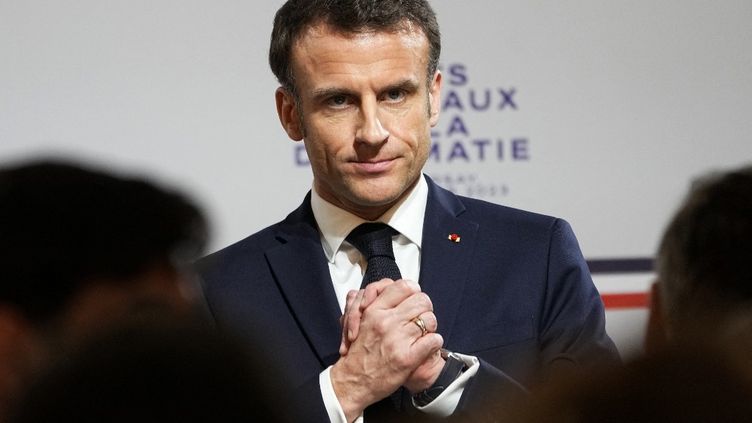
[412,350,468,407]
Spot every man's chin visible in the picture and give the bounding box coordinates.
[339,190,403,218]
[351,185,405,206]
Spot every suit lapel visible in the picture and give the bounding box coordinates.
[266,195,342,367]
[419,177,479,344]
[263,182,477,367]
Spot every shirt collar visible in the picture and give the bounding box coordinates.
[311,174,428,263]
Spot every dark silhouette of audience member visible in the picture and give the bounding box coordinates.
[646,164,752,352]
[10,316,284,423]
[492,164,752,423]
[507,164,752,423]
[509,344,752,423]
[0,159,208,419]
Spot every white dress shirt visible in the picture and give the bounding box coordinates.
[311,175,479,423]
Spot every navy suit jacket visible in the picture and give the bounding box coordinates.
[198,176,619,422]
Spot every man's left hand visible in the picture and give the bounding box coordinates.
[339,279,445,393]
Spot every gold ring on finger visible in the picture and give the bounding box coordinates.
[412,316,428,336]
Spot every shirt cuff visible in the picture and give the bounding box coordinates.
[319,366,364,423]
[413,352,480,417]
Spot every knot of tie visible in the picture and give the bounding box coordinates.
[346,222,402,286]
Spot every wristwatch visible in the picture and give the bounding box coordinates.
[412,349,468,407]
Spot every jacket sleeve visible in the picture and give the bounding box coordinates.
[536,219,620,372]
[450,218,620,422]
[282,374,332,423]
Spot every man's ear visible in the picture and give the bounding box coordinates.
[644,281,668,355]
[428,70,442,127]
[275,87,304,141]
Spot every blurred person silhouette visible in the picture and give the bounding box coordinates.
[0,159,208,419]
[486,164,752,423]
[508,343,752,423]
[645,164,752,353]
[10,314,285,423]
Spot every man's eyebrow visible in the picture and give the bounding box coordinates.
[381,78,420,93]
[311,87,356,101]
[310,79,421,101]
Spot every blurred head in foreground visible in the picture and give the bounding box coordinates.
[489,164,752,423]
[10,316,283,423]
[510,344,752,423]
[0,159,208,416]
[646,164,752,351]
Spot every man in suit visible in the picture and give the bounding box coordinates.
[199,0,619,421]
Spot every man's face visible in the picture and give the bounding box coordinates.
[277,23,442,220]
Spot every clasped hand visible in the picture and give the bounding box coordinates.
[330,279,445,420]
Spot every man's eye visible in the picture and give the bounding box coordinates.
[384,89,406,102]
[327,95,348,107]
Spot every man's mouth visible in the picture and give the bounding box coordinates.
[351,158,396,173]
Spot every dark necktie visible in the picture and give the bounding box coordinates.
[346,222,402,287]
[346,222,407,415]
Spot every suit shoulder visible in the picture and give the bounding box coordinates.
[197,223,281,275]
[457,194,563,232]
[427,176,567,233]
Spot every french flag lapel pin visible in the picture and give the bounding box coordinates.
[447,233,461,243]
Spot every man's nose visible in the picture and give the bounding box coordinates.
[355,101,389,145]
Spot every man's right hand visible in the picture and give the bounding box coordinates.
[331,280,443,421]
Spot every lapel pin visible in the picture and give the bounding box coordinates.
[448,233,461,243]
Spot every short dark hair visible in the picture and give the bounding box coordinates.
[657,164,752,330]
[269,0,441,94]
[0,159,208,324]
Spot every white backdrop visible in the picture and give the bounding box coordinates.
[2,0,751,357]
